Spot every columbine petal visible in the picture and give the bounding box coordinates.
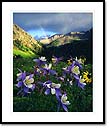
[29,78,34,83]
[43,81,52,87]
[55,84,61,88]
[62,104,68,112]
[45,89,50,95]
[71,66,80,75]
[55,89,62,97]
[17,73,22,77]
[73,74,79,80]
[61,94,67,102]
[69,81,73,85]
[39,56,46,61]
[64,101,71,105]
[21,72,26,80]
[51,88,56,94]
[46,83,51,88]
[31,84,35,91]
[16,81,23,88]
[24,76,34,85]
[26,84,33,88]
[33,59,40,63]
[24,87,29,93]
[48,63,52,69]
[17,72,26,81]
[75,61,83,69]
[25,76,29,80]
[78,83,85,89]
[29,74,34,79]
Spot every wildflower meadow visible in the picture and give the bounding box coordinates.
[13,55,92,112]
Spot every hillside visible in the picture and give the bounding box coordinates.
[13,24,42,57]
[46,29,92,47]
[40,29,92,46]
[40,29,92,63]
[41,40,92,64]
[40,34,64,44]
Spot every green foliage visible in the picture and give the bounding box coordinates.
[13,49,35,58]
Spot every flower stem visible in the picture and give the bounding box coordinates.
[57,103,61,112]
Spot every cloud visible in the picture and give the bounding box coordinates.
[13,13,92,37]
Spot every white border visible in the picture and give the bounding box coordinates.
[2,2,103,123]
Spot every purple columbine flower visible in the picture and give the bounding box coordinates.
[34,66,42,75]
[63,61,81,80]
[62,66,70,74]
[44,81,61,96]
[74,75,86,89]
[57,93,70,112]
[57,76,65,82]
[41,63,57,75]
[66,57,83,73]
[33,56,47,66]
[16,69,26,81]
[23,74,35,93]
[52,55,63,65]
[62,66,72,77]
[74,57,83,69]
[16,73,35,94]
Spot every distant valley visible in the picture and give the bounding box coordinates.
[13,24,92,63]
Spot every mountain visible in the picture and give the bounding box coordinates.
[40,34,64,44]
[46,29,92,47]
[13,24,42,57]
[39,29,92,46]
[40,28,92,63]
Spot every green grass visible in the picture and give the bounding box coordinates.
[13,49,35,58]
[13,57,93,112]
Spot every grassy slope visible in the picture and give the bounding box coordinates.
[13,49,36,58]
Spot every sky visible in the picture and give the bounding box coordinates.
[13,13,92,39]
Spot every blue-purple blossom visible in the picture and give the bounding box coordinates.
[44,81,61,96]
[62,61,81,80]
[74,57,83,69]
[41,63,57,75]
[57,76,65,82]
[57,93,70,112]
[71,65,80,75]
[33,56,47,66]
[16,69,26,81]
[40,80,62,97]
[52,55,63,64]
[16,73,35,94]
[34,66,42,75]
[62,66,70,74]
[75,75,86,89]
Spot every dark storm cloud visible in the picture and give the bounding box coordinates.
[13,13,92,34]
